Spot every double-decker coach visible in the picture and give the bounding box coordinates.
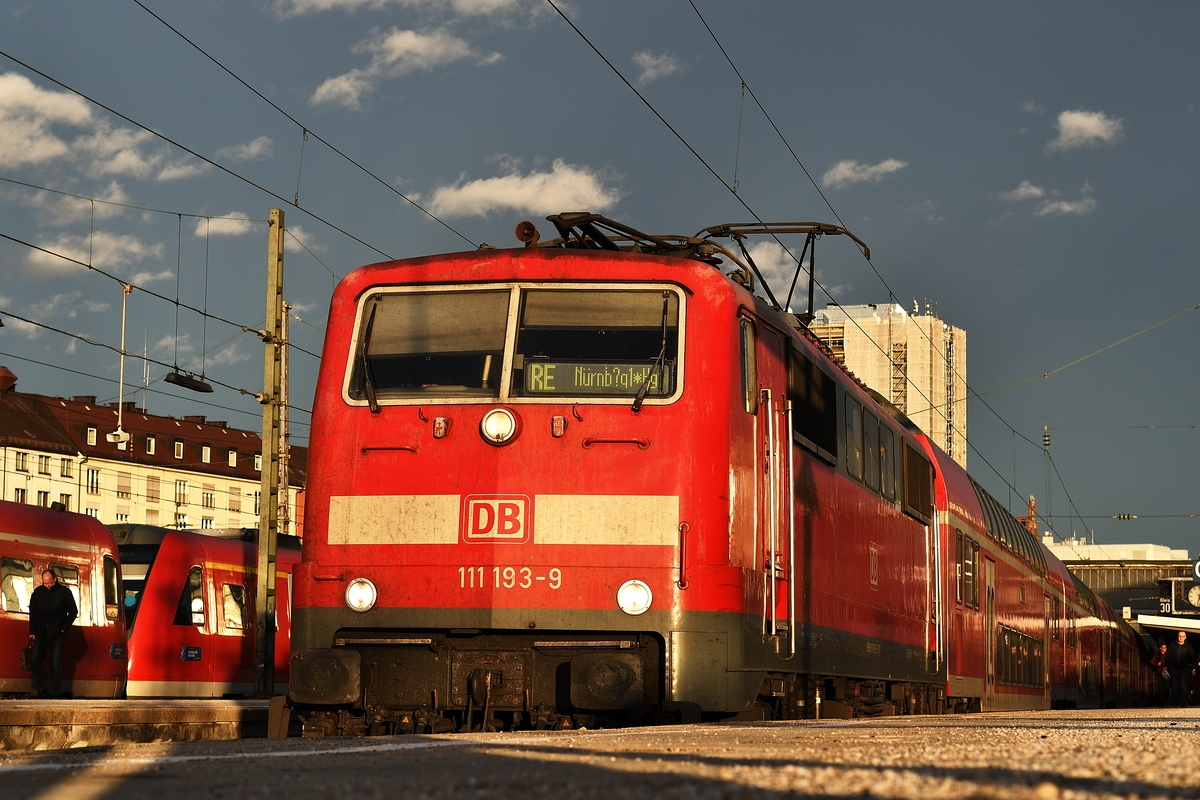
[285,214,1147,735]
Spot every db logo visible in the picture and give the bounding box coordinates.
[462,495,531,543]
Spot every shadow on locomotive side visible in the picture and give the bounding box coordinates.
[283,213,1152,736]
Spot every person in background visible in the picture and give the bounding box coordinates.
[1150,640,1170,705]
[1165,630,1197,707]
[28,569,77,698]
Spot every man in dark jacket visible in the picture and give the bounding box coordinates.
[1165,630,1197,707]
[28,570,77,698]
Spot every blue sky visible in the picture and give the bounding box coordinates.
[1,1,1197,551]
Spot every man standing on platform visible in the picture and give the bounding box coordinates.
[28,569,77,698]
[1165,630,1197,707]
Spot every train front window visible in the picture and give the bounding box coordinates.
[1,557,34,614]
[349,290,509,400]
[512,289,679,399]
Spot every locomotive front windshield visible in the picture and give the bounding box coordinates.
[347,285,682,404]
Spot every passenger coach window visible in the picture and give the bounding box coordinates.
[512,290,679,399]
[903,442,933,524]
[845,397,863,479]
[740,319,758,414]
[103,555,121,621]
[955,530,964,605]
[349,290,509,400]
[1,557,34,613]
[222,584,246,631]
[963,538,977,609]
[788,347,837,460]
[174,566,206,627]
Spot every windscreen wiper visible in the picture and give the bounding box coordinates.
[632,292,671,413]
[358,300,380,414]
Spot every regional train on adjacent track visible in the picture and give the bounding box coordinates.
[0,499,127,697]
[112,525,301,698]
[286,213,1151,735]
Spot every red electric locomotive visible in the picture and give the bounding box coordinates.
[286,214,1148,734]
[112,525,300,698]
[0,499,126,697]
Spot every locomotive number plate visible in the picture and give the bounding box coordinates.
[458,566,562,590]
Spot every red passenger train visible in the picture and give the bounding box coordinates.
[286,214,1149,734]
[112,525,300,698]
[0,499,127,697]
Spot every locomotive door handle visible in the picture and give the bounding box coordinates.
[676,521,690,589]
[581,438,651,449]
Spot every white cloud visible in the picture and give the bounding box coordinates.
[1000,181,1046,202]
[427,159,619,217]
[1046,109,1123,152]
[279,0,533,17]
[632,51,683,86]
[207,343,250,366]
[75,122,161,179]
[30,291,83,319]
[25,231,164,278]
[84,301,110,313]
[1036,197,1096,217]
[126,269,175,284]
[1021,101,1044,115]
[215,136,274,162]
[11,180,131,226]
[0,72,92,169]
[287,224,324,251]
[154,333,193,355]
[311,28,490,109]
[157,159,211,181]
[822,158,907,190]
[742,241,850,307]
[196,213,255,237]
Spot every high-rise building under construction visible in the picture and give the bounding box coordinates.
[809,302,967,468]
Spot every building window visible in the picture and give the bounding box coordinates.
[254,454,262,471]
[86,469,101,495]
[114,509,130,523]
[146,475,160,504]
[227,449,237,468]
[116,472,132,499]
[85,507,100,518]
[252,491,261,516]
[58,494,71,511]
[201,484,216,509]
[174,441,184,460]
[13,488,26,504]
[174,480,189,506]
[146,436,156,456]
[228,487,241,513]
[36,491,49,507]
[14,452,28,472]
[37,455,51,475]
[145,509,159,525]
[175,512,188,529]
[86,427,97,446]
[201,517,214,530]
[60,458,73,478]
[202,445,211,464]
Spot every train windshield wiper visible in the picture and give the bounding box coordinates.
[358,300,380,413]
[632,291,670,412]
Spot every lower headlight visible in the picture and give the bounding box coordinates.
[345,577,377,612]
[616,579,653,616]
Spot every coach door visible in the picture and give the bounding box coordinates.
[755,323,792,647]
[984,558,996,709]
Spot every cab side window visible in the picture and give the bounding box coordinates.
[740,318,758,414]
[222,584,246,631]
[1,557,34,614]
[844,397,863,480]
[174,566,206,627]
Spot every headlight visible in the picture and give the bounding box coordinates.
[480,408,518,445]
[345,578,377,613]
[616,580,653,616]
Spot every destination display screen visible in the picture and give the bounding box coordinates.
[523,362,672,396]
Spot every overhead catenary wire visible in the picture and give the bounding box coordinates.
[130,0,476,249]
[0,48,394,262]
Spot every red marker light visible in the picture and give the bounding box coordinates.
[433,417,450,439]
[551,416,567,438]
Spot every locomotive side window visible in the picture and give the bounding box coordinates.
[740,318,758,414]
[955,529,964,605]
[1,557,34,613]
[963,537,977,609]
[512,290,679,399]
[863,413,880,492]
[222,584,246,631]
[902,442,933,524]
[879,426,896,500]
[174,566,206,627]
[788,346,837,461]
[844,397,863,480]
[349,290,509,400]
